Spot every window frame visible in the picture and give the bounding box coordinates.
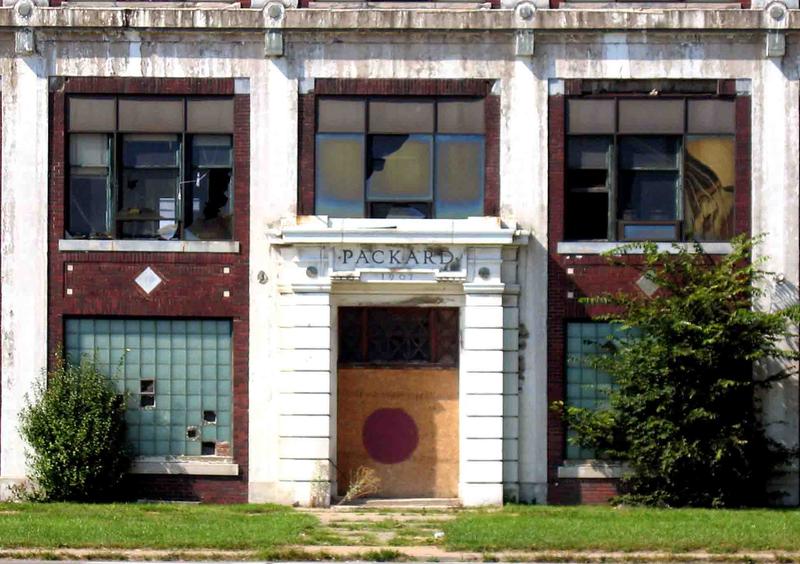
[564,94,739,243]
[298,79,500,218]
[66,95,235,241]
[314,95,487,220]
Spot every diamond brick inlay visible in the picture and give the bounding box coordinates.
[135,267,163,295]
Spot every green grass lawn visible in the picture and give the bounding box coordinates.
[0,503,317,549]
[444,505,800,553]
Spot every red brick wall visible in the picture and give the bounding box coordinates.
[551,479,619,505]
[546,87,752,505]
[297,79,499,216]
[48,77,249,503]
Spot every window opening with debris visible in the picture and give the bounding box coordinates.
[67,96,234,241]
[565,96,735,242]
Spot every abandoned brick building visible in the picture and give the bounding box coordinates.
[0,0,797,506]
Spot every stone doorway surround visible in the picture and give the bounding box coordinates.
[268,217,527,507]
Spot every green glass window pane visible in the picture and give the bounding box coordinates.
[65,318,232,458]
[315,134,365,218]
[172,380,186,396]
[173,364,187,380]
[140,442,156,456]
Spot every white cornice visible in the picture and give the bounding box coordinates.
[269,217,529,246]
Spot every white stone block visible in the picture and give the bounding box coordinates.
[461,350,504,373]
[279,371,332,394]
[279,393,331,415]
[279,305,331,328]
[464,416,503,438]
[279,415,331,438]
[279,327,331,349]
[464,395,503,417]
[462,371,503,395]
[464,294,504,308]
[278,291,331,306]
[279,437,330,459]
[279,458,330,482]
[463,328,504,351]
[282,349,331,372]
[463,306,503,328]
[462,460,503,483]
[461,483,503,507]
[464,438,503,461]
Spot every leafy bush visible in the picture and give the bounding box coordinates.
[19,353,130,501]
[557,235,799,507]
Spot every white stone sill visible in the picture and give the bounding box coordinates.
[557,241,732,255]
[272,216,528,246]
[557,461,627,479]
[59,239,240,254]
[130,457,239,476]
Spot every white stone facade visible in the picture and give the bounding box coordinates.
[0,1,796,506]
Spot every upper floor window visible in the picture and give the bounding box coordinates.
[565,96,736,242]
[315,97,485,219]
[67,96,234,241]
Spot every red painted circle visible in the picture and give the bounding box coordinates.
[362,408,419,464]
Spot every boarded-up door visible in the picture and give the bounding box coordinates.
[336,308,459,499]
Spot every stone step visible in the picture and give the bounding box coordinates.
[337,497,461,508]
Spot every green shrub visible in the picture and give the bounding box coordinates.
[19,353,131,501]
[556,235,800,507]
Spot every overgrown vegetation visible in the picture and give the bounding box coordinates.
[556,235,799,507]
[0,503,317,549]
[19,354,130,501]
[444,505,800,553]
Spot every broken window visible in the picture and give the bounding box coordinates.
[66,96,234,241]
[315,97,485,219]
[565,97,735,242]
[64,318,233,457]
